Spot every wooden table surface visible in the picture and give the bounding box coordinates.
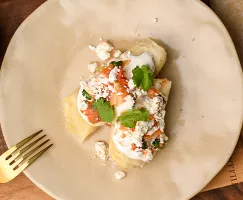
[0,0,243,199]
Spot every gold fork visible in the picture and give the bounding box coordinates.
[0,130,53,183]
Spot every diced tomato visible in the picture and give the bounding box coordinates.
[144,129,162,141]
[119,125,128,131]
[121,133,126,138]
[110,92,125,106]
[83,107,101,124]
[110,93,117,105]
[161,78,168,85]
[148,87,160,98]
[149,114,155,120]
[131,143,137,151]
[116,67,128,87]
[118,78,128,87]
[154,120,158,127]
[114,83,129,95]
[110,83,129,106]
[100,65,113,78]
[116,67,124,79]
[121,60,131,68]
[119,125,135,132]
[131,127,135,132]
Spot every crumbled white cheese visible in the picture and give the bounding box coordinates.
[133,88,148,98]
[95,141,109,161]
[108,84,115,93]
[78,81,90,101]
[160,134,169,144]
[146,126,159,135]
[91,41,114,61]
[120,51,131,60]
[113,118,158,162]
[135,121,154,136]
[116,95,135,116]
[88,62,98,73]
[132,121,154,147]
[95,41,114,53]
[94,87,109,99]
[79,101,88,110]
[80,80,87,89]
[115,120,154,150]
[115,171,126,180]
[159,135,165,144]
[144,149,153,161]
[154,110,166,123]
[89,45,96,51]
[99,77,109,85]
[113,50,122,58]
[109,66,119,83]
[143,96,164,115]
[128,79,136,91]
[77,83,91,114]
[97,50,111,61]
[87,76,109,99]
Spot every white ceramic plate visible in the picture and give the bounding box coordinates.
[0,0,242,199]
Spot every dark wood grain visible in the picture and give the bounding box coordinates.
[0,0,46,64]
[0,0,242,200]
[201,0,243,67]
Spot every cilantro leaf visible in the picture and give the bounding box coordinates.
[142,140,148,149]
[140,65,154,90]
[117,108,150,128]
[132,66,143,87]
[82,89,92,100]
[132,65,154,91]
[92,98,114,123]
[110,61,122,66]
[153,139,160,149]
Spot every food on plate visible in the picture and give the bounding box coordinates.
[114,171,126,180]
[129,38,167,76]
[63,90,98,142]
[94,141,109,161]
[109,79,171,168]
[63,38,171,170]
[64,38,168,142]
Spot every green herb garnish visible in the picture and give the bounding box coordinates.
[142,140,148,149]
[110,61,122,67]
[132,65,154,91]
[117,108,150,128]
[82,89,92,100]
[95,65,106,72]
[152,139,160,149]
[92,98,115,123]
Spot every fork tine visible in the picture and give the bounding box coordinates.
[8,135,47,164]
[12,139,50,168]
[27,144,53,165]
[2,130,43,158]
[14,144,53,175]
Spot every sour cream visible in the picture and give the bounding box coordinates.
[123,52,155,79]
